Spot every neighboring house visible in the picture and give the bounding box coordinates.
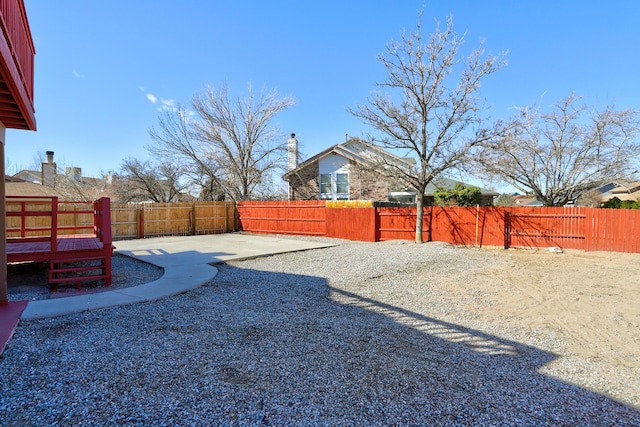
[12,151,114,201]
[283,136,497,205]
[14,151,199,203]
[508,181,639,207]
[512,194,543,206]
[4,175,63,197]
[13,168,41,183]
[600,181,640,203]
[283,136,414,201]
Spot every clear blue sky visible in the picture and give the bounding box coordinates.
[6,0,640,191]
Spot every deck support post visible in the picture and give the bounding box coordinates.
[0,124,7,304]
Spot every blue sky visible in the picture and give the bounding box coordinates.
[6,0,640,192]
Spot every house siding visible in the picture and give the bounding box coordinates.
[287,163,320,200]
[349,163,389,201]
[288,160,391,202]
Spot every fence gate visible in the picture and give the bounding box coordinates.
[504,210,587,250]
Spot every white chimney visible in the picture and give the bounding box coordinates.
[287,133,298,171]
[41,150,56,187]
[65,166,82,182]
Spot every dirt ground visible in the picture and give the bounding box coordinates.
[433,247,640,406]
[467,248,640,363]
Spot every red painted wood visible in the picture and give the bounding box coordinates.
[6,197,113,286]
[236,202,640,253]
[325,207,376,241]
[237,200,326,236]
[0,300,28,355]
[0,0,36,130]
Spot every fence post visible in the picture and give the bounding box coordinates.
[137,206,144,239]
[584,207,591,251]
[426,207,433,242]
[190,203,196,235]
[503,211,510,249]
[234,202,239,232]
[373,206,380,242]
[51,197,58,252]
[475,205,479,247]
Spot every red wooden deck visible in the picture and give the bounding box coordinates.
[6,197,113,288]
[7,234,104,261]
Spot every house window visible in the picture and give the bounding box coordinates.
[320,174,332,194]
[336,173,349,194]
[319,172,349,199]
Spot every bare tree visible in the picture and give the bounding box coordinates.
[576,190,604,208]
[53,171,112,202]
[114,158,189,203]
[149,84,295,201]
[476,93,640,206]
[350,14,507,242]
[148,104,221,197]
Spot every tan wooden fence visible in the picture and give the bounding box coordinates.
[111,202,236,240]
[6,197,97,238]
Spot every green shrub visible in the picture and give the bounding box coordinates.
[434,183,482,207]
[602,196,640,209]
[620,200,636,209]
[602,197,622,208]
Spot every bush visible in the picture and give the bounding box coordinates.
[602,197,640,209]
[602,197,622,208]
[434,183,481,207]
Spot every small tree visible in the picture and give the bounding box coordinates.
[476,93,640,206]
[350,14,507,242]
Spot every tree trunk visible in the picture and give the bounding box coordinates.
[415,192,424,244]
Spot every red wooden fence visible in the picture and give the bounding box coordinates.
[236,201,640,253]
[237,200,326,236]
[325,207,377,242]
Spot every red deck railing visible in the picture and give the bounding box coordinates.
[6,196,113,287]
[6,196,113,247]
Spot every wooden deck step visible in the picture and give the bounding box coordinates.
[49,256,109,290]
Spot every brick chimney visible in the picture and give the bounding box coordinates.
[41,150,56,187]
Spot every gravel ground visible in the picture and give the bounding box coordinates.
[7,254,164,302]
[1,238,639,426]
